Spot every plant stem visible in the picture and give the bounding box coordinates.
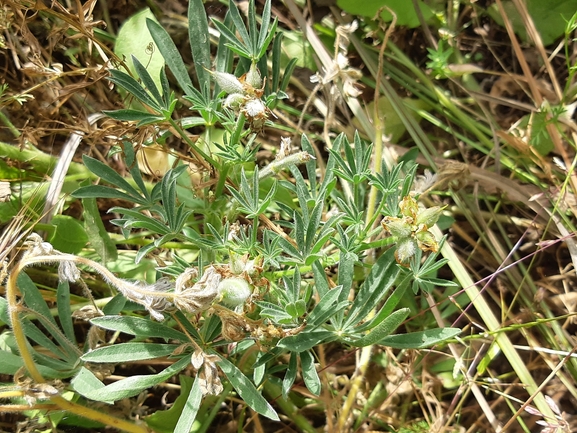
[0,110,21,138]
[262,380,317,433]
[168,118,219,172]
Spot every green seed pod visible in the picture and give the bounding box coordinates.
[245,63,263,89]
[218,277,252,308]
[416,206,444,228]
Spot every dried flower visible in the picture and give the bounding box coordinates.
[22,233,54,259]
[174,266,221,313]
[119,278,175,321]
[190,350,223,396]
[309,21,362,98]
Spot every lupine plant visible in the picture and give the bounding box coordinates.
[2,0,460,430]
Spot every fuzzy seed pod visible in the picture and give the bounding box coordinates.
[212,71,243,94]
[224,93,245,110]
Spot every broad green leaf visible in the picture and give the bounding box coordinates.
[278,30,315,69]
[90,316,187,341]
[349,308,410,347]
[337,0,434,28]
[49,215,88,254]
[379,328,461,349]
[488,0,577,46]
[218,356,279,421]
[72,356,190,402]
[300,350,321,396]
[355,97,429,143]
[81,343,179,363]
[115,8,165,92]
